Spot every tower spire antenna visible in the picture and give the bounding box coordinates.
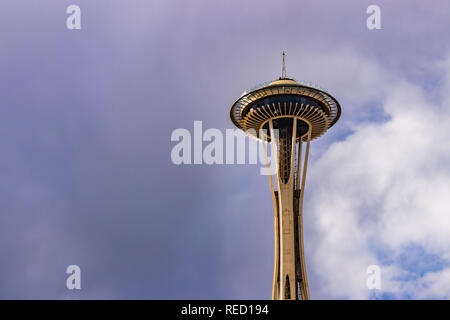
[282,51,287,78]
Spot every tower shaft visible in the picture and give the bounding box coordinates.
[265,118,311,300]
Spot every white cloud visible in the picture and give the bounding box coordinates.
[306,50,450,299]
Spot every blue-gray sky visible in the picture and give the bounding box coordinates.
[1,0,450,299]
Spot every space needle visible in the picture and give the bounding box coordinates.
[230,53,341,300]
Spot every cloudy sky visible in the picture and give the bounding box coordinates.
[0,0,449,299]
